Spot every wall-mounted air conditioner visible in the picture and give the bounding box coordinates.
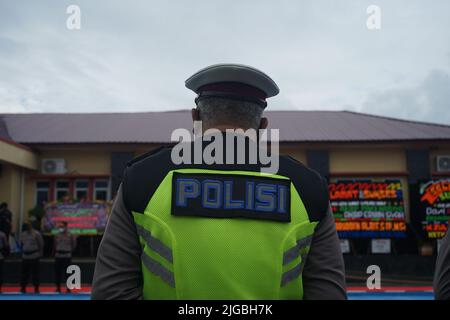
[41,159,67,174]
[436,156,450,172]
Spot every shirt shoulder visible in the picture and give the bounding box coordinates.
[126,146,169,167]
[34,231,43,239]
[123,147,174,213]
[278,155,329,222]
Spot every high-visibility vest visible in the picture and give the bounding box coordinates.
[132,168,318,300]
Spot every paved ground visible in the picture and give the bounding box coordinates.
[0,285,435,300]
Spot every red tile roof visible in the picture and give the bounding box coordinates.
[1,110,450,144]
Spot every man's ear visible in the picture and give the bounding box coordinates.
[192,108,200,122]
[259,117,268,129]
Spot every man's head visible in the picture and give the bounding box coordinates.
[59,221,68,233]
[22,222,32,232]
[0,202,7,210]
[192,97,268,131]
[186,64,278,132]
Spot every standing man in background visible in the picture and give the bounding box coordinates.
[54,222,76,293]
[0,203,12,243]
[0,230,8,293]
[20,222,43,293]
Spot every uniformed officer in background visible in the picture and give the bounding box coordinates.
[54,221,76,293]
[20,222,43,293]
[434,228,450,299]
[0,202,12,243]
[92,63,346,300]
[0,229,8,293]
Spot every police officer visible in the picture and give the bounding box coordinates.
[54,222,76,293]
[0,202,12,241]
[92,64,346,299]
[20,222,43,293]
[0,230,8,293]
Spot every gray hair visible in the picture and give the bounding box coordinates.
[196,97,263,130]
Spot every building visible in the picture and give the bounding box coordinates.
[1,110,450,253]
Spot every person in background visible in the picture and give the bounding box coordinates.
[434,227,450,299]
[8,232,21,257]
[0,230,9,293]
[53,222,76,293]
[20,222,43,293]
[0,203,12,242]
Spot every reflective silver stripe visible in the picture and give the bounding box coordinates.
[141,252,175,288]
[136,224,173,263]
[281,253,307,287]
[283,235,313,265]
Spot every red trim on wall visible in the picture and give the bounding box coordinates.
[432,172,450,177]
[329,172,409,177]
[29,173,110,179]
[87,179,94,201]
[48,179,55,202]
[68,180,74,198]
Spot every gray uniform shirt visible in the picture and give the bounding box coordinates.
[434,230,450,299]
[92,185,347,300]
[55,234,75,258]
[20,231,44,260]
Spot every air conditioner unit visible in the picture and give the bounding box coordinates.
[437,156,450,172]
[41,159,67,174]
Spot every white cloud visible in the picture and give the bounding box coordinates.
[0,0,449,125]
[361,69,450,125]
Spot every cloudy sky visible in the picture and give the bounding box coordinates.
[0,0,449,124]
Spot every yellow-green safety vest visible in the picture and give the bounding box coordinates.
[133,168,318,300]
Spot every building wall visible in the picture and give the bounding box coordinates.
[330,147,407,173]
[23,175,36,223]
[280,146,307,163]
[19,146,164,223]
[2,142,449,233]
[430,148,450,173]
[0,140,38,170]
[39,149,112,175]
[0,162,24,233]
[22,148,114,221]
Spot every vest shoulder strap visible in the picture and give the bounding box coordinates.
[126,146,168,167]
[278,155,329,223]
[123,147,174,213]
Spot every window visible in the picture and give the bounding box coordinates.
[74,180,88,200]
[55,180,70,201]
[94,179,110,201]
[36,181,49,206]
